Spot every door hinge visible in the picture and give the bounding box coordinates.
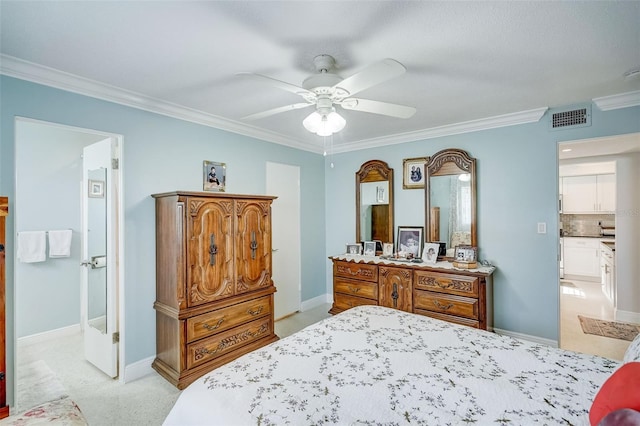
[112,332,120,344]
[112,158,119,170]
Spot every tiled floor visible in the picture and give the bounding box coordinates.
[559,278,630,360]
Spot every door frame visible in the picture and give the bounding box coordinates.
[12,117,126,390]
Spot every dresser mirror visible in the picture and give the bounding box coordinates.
[424,149,476,255]
[356,160,394,245]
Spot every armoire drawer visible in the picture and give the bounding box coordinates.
[187,318,272,369]
[334,277,378,300]
[186,296,271,343]
[414,290,478,320]
[333,261,378,282]
[414,271,479,297]
[333,293,378,311]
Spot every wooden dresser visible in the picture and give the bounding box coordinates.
[152,191,278,389]
[330,255,495,330]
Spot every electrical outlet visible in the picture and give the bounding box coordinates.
[537,222,547,234]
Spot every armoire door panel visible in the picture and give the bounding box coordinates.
[235,201,272,294]
[379,266,412,311]
[187,199,235,306]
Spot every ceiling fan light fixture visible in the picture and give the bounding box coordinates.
[303,109,346,136]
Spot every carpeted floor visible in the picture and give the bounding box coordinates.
[578,315,640,341]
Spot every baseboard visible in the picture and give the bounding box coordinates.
[17,323,81,347]
[123,355,155,383]
[300,293,332,311]
[615,309,640,324]
[493,328,558,348]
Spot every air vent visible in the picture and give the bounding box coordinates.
[549,104,591,131]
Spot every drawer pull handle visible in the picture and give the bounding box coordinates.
[433,300,454,311]
[347,286,360,294]
[209,233,218,266]
[250,231,258,260]
[194,324,269,360]
[247,306,263,316]
[202,317,225,331]
[436,281,452,289]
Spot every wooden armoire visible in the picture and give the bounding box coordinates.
[152,191,278,389]
[0,197,9,418]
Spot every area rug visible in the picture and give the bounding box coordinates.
[15,360,67,414]
[578,315,640,341]
[0,397,87,426]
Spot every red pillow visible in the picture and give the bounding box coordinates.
[590,362,640,426]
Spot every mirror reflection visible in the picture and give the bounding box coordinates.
[87,167,107,334]
[425,149,476,256]
[356,160,394,245]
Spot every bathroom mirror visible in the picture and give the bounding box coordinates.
[424,149,476,254]
[356,160,394,245]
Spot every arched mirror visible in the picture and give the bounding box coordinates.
[424,149,476,256]
[356,160,394,245]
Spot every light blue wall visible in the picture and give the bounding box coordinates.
[1,76,326,403]
[325,104,640,340]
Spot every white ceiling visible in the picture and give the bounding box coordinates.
[1,1,639,154]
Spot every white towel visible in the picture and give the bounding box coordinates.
[17,231,47,263]
[48,229,73,258]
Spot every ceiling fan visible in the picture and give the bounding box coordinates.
[237,55,416,136]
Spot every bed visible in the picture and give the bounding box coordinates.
[164,305,624,425]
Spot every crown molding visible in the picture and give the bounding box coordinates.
[593,90,640,111]
[0,54,320,153]
[332,107,548,153]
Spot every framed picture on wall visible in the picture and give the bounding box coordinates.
[402,157,429,189]
[203,160,226,192]
[88,179,104,198]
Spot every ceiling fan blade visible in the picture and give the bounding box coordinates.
[236,72,314,98]
[340,98,416,119]
[333,58,407,97]
[242,102,313,121]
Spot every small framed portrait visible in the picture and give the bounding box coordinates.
[422,242,441,264]
[454,245,478,263]
[363,241,376,256]
[396,226,423,258]
[203,160,226,192]
[88,179,104,198]
[346,243,362,255]
[383,243,394,256]
[402,157,429,189]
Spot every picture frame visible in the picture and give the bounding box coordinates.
[383,243,394,256]
[203,160,226,192]
[422,242,441,264]
[88,179,104,198]
[363,241,376,256]
[402,157,429,189]
[346,243,362,255]
[454,245,478,263]
[396,226,424,258]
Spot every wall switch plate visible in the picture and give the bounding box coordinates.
[537,222,547,234]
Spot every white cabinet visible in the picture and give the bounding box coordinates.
[600,243,615,304]
[564,237,600,278]
[561,174,615,213]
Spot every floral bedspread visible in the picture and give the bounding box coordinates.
[164,305,619,426]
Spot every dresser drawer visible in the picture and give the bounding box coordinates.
[414,290,478,320]
[414,271,479,297]
[414,309,480,328]
[187,318,271,369]
[333,293,378,311]
[334,277,378,300]
[186,296,271,343]
[333,261,378,282]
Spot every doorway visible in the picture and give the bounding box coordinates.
[557,132,640,360]
[13,118,125,412]
[266,162,301,320]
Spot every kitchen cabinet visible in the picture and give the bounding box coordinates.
[600,243,615,304]
[563,237,600,279]
[561,174,615,213]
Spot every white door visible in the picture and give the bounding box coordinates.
[82,138,118,377]
[266,162,301,320]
